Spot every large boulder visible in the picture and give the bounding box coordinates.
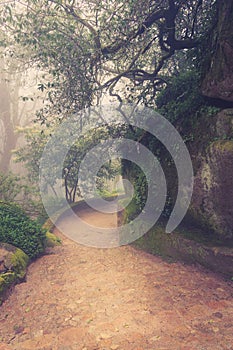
[189,139,233,238]
[183,109,233,239]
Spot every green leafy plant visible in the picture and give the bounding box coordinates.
[0,202,46,259]
[0,172,23,202]
[156,70,206,123]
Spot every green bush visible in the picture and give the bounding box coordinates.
[0,202,46,259]
[0,172,23,202]
[156,70,206,123]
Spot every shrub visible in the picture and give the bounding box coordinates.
[0,172,23,202]
[156,70,206,123]
[0,202,46,259]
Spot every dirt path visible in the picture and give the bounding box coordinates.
[0,205,233,350]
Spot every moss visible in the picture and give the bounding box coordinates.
[6,248,29,279]
[209,140,233,152]
[42,218,55,232]
[188,206,217,235]
[0,276,6,294]
[196,246,208,259]
[0,244,30,304]
[45,232,61,247]
[0,272,16,304]
[123,199,140,223]
[133,225,176,262]
[1,272,16,285]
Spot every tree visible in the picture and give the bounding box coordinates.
[0,25,44,173]
[1,0,216,115]
[15,124,122,203]
[0,171,23,202]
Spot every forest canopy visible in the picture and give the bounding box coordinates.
[0,0,217,117]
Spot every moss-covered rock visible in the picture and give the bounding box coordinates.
[4,247,29,279]
[160,109,233,240]
[45,232,61,247]
[121,109,233,241]
[133,225,233,278]
[0,272,15,293]
[188,139,233,238]
[0,243,29,304]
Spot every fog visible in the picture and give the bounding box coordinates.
[0,56,44,175]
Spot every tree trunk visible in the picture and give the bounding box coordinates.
[0,76,18,173]
[201,0,233,102]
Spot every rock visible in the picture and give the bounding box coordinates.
[110,345,120,350]
[0,248,8,273]
[189,139,233,238]
[5,247,29,279]
[100,332,113,339]
[150,335,161,342]
[0,243,29,304]
[213,312,223,319]
[45,232,61,248]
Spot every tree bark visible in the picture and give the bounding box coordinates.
[201,0,233,102]
[0,73,18,173]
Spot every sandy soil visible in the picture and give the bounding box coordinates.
[0,204,233,350]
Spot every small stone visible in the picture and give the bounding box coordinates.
[86,318,93,324]
[76,298,84,304]
[123,323,129,328]
[23,328,30,334]
[100,333,112,339]
[212,327,219,333]
[150,335,161,341]
[33,329,43,337]
[213,312,223,319]
[110,345,119,350]
[72,315,81,322]
[67,303,78,310]
[14,325,24,334]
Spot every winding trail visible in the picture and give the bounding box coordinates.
[0,204,233,350]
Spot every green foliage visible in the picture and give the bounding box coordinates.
[16,124,123,204]
[0,170,48,220]
[0,172,23,202]
[156,70,206,123]
[0,202,46,259]
[122,159,147,214]
[96,159,121,194]
[0,0,216,112]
